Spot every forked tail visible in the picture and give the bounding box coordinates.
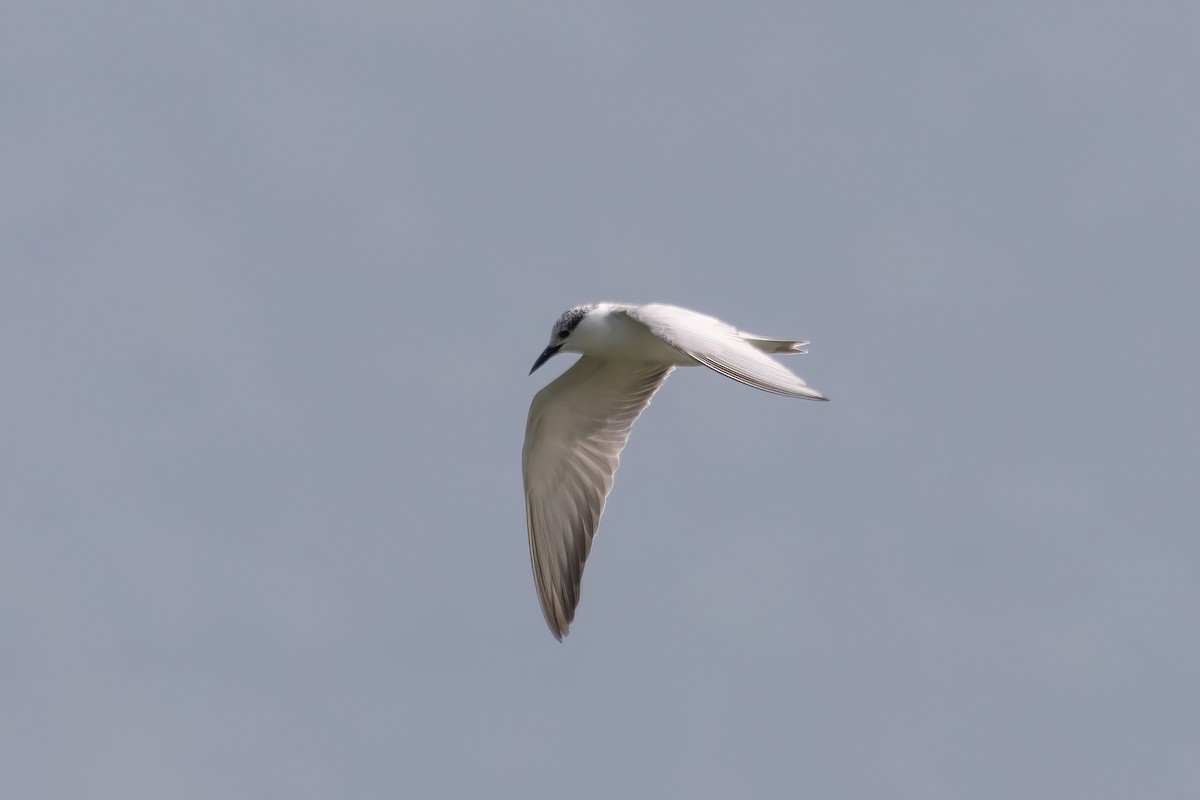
[741,334,810,355]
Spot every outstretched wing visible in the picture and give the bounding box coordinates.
[626,304,827,400]
[522,356,675,640]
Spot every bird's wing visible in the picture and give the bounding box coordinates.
[523,355,675,640]
[625,304,827,400]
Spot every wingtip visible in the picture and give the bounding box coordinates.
[546,610,570,641]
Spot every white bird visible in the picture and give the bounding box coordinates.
[523,303,827,640]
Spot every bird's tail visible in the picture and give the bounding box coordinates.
[741,334,810,355]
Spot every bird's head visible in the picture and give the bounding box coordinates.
[530,305,596,374]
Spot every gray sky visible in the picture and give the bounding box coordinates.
[4,2,1198,798]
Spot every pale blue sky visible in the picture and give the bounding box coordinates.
[3,2,1198,798]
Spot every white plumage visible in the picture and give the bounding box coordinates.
[524,303,826,639]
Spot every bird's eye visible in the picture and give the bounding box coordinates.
[558,331,568,339]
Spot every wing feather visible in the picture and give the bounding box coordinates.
[625,304,827,400]
[522,356,675,639]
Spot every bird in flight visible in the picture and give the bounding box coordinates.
[523,302,827,640]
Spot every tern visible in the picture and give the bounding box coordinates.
[524,302,827,640]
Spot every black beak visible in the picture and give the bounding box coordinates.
[529,345,561,374]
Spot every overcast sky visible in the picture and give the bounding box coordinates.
[3,2,1198,798]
